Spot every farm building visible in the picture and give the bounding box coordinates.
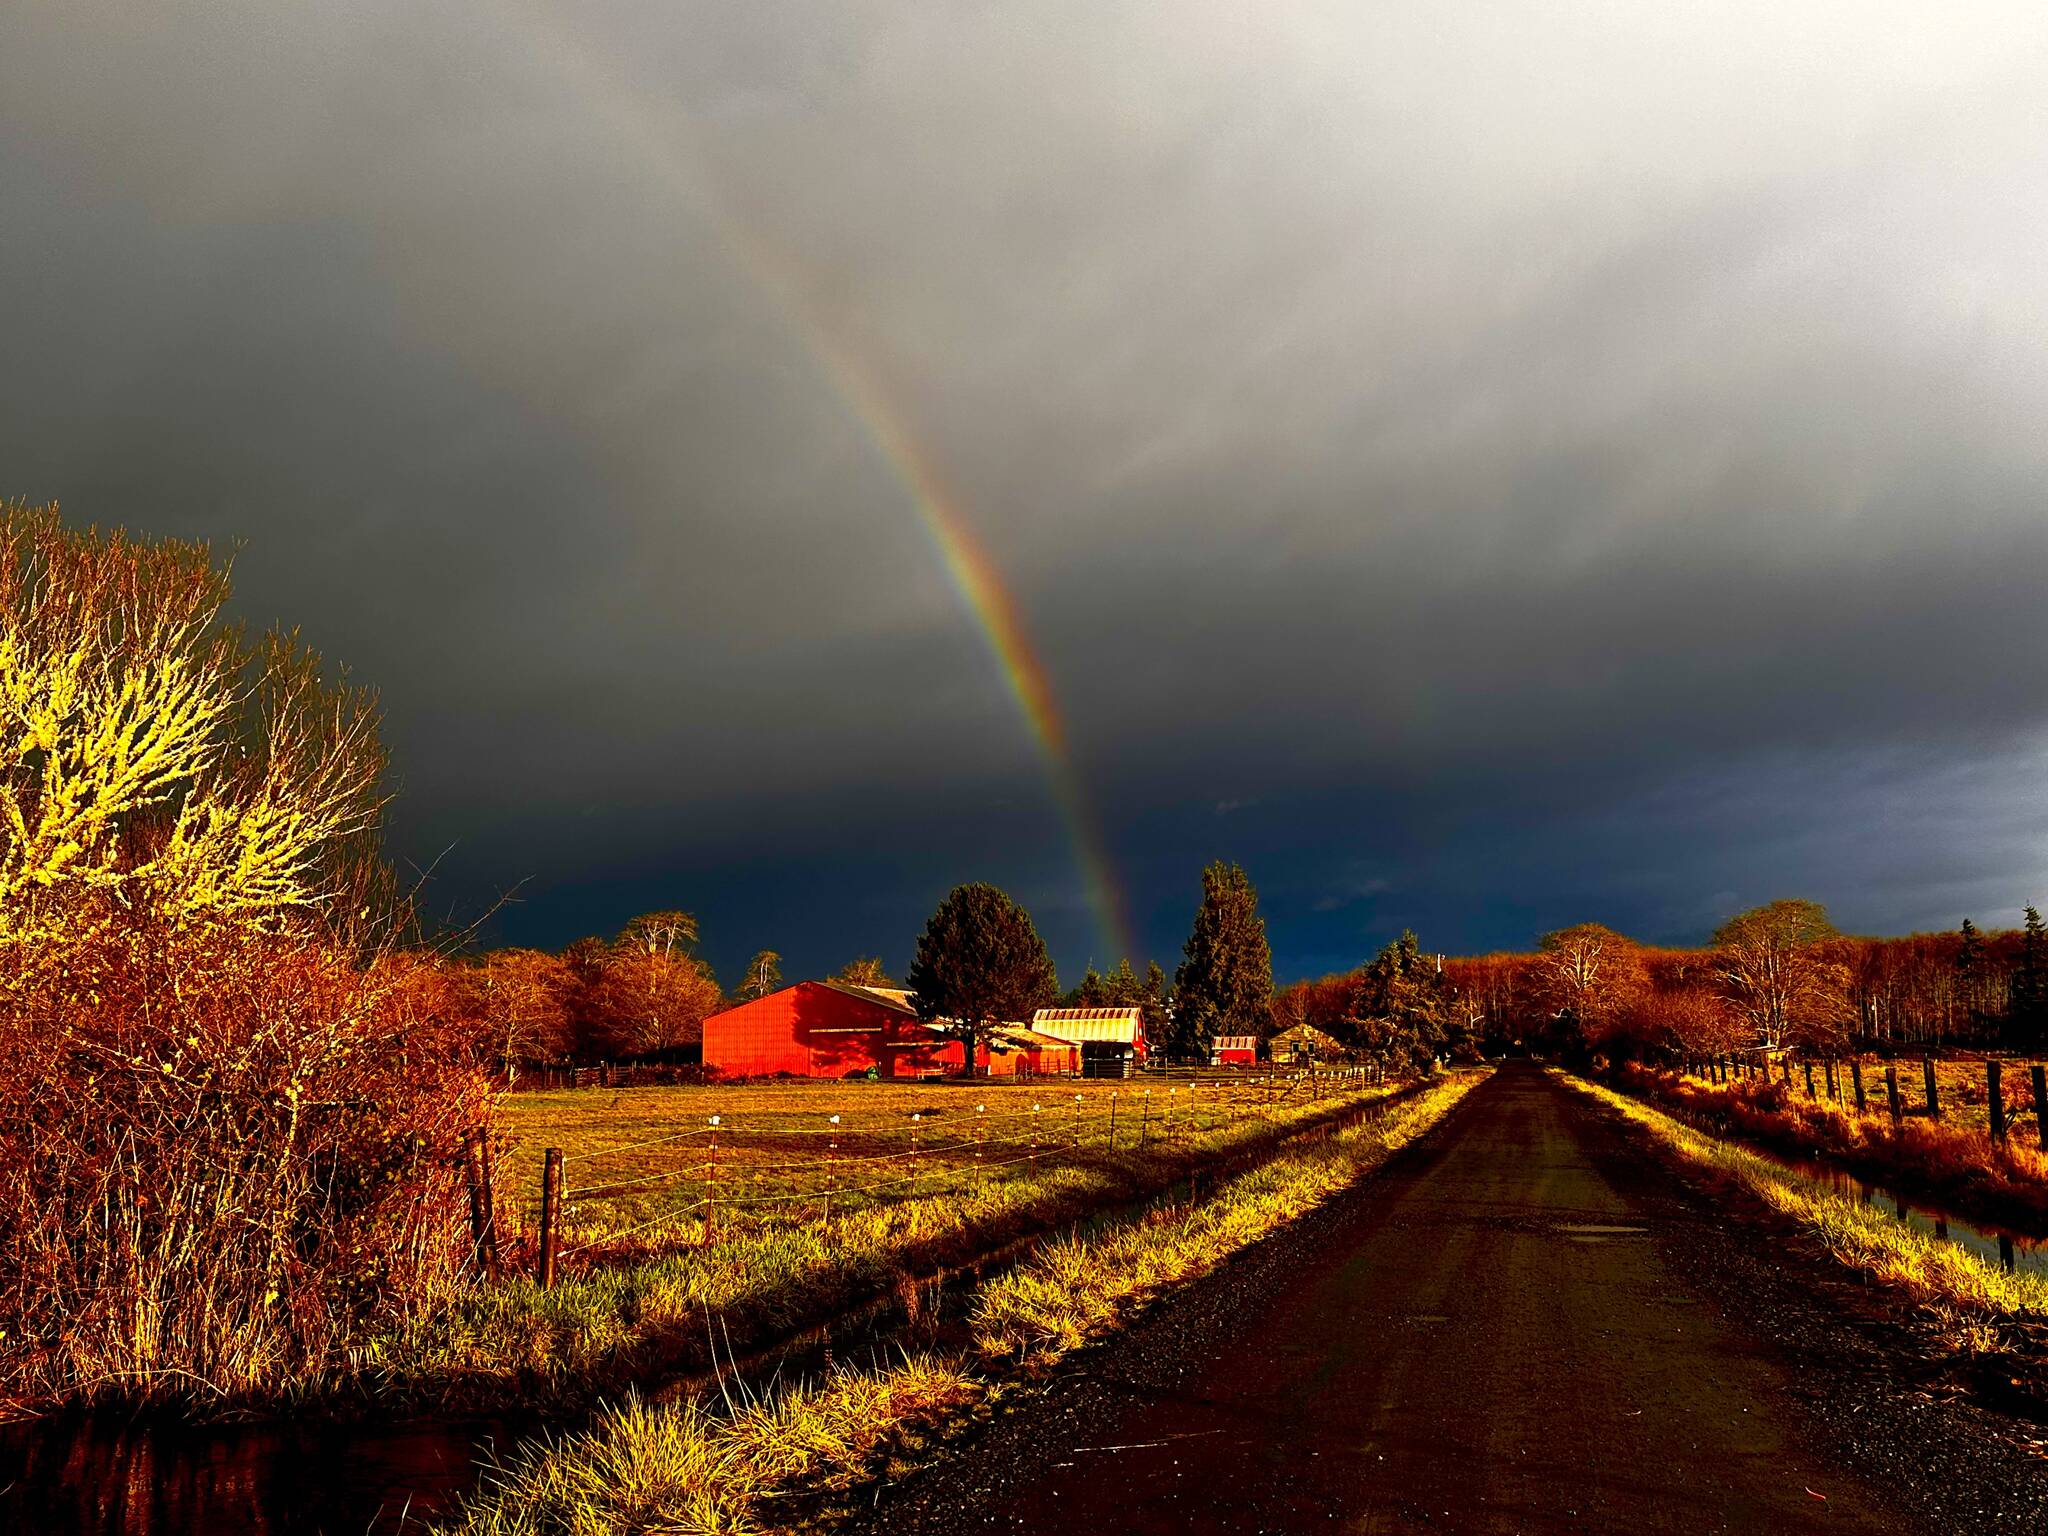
[1033,1005,1146,1078]
[1211,1034,1259,1066]
[702,982,1076,1079]
[1269,1023,1345,1065]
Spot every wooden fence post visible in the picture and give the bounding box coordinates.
[703,1115,720,1245]
[1923,1059,1940,1120]
[1850,1058,1866,1115]
[1988,1061,2006,1143]
[1140,1090,1151,1149]
[538,1147,563,1289]
[1884,1065,1902,1126]
[1108,1092,1119,1151]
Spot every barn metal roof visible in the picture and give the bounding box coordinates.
[1032,1006,1143,1044]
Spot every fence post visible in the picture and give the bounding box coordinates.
[538,1147,563,1289]
[1884,1064,1902,1126]
[1108,1091,1119,1151]
[975,1104,985,1171]
[824,1115,839,1222]
[1850,1058,1866,1115]
[462,1132,490,1278]
[1073,1093,1083,1149]
[703,1115,721,1245]
[2034,1064,2048,1150]
[478,1132,502,1281]
[1923,1058,1940,1120]
[1988,1061,2006,1143]
[1140,1090,1151,1149]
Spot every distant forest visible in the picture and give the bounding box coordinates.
[1278,902,2048,1064]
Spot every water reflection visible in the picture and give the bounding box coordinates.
[1775,1153,2047,1277]
[0,1411,531,1536]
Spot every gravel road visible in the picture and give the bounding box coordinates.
[846,1062,2047,1534]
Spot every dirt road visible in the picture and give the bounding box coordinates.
[857,1064,2031,1533]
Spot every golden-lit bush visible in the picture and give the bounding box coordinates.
[0,503,491,1411]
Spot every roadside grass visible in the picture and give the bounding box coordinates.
[441,1070,1487,1536]
[1563,1074,2048,1322]
[387,1073,1404,1408]
[1615,1064,2048,1235]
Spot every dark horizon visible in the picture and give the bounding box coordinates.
[7,4,2046,988]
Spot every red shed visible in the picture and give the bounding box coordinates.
[1210,1034,1258,1067]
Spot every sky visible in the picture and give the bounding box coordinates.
[6,2,2048,985]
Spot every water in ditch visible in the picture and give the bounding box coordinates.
[1710,1135,2048,1279]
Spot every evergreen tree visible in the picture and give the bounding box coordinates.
[907,884,1059,1077]
[1172,862,1273,1060]
[1073,965,1108,1006]
[1955,918,1985,1031]
[1348,931,1454,1069]
[2013,906,2048,1048]
[1141,961,1172,1050]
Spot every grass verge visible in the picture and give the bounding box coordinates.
[1562,1073,2048,1322]
[442,1070,1487,1535]
[1613,1063,2048,1236]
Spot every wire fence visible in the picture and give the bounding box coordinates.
[518,1064,1395,1276]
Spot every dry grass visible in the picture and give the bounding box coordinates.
[393,1070,1398,1408]
[442,1070,1486,1536]
[498,1072,1347,1250]
[1564,1074,2048,1320]
[1620,1062,2048,1234]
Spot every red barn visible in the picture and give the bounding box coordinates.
[702,983,1063,1079]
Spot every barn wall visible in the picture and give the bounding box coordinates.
[703,983,896,1078]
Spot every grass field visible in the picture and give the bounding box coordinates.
[391,1067,1398,1408]
[495,1070,1363,1262]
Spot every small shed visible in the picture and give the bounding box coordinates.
[1269,1023,1344,1065]
[1211,1035,1259,1067]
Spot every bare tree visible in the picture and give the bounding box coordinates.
[1712,899,1854,1051]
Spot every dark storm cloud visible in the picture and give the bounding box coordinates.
[5,2,2047,981]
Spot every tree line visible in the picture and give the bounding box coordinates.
[1421,900,2048,1062]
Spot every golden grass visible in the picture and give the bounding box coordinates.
[448,1358,981,1536]
[1563,1074,2048,1319]
[392,1073,1400,1408]
[1621,1063,2048,1233]
[443,1070,1487,1535]
[498,1073,1344,1246]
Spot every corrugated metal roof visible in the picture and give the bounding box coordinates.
[994,1026,1077,1051]
[1213,1035,1259,1050]
[1032,1006,1142,1044]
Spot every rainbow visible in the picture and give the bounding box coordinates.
[490,5,1135,959]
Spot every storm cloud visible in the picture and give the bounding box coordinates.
[5,1,2047,981]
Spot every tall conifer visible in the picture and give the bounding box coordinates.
[1172,862,1273,1059]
